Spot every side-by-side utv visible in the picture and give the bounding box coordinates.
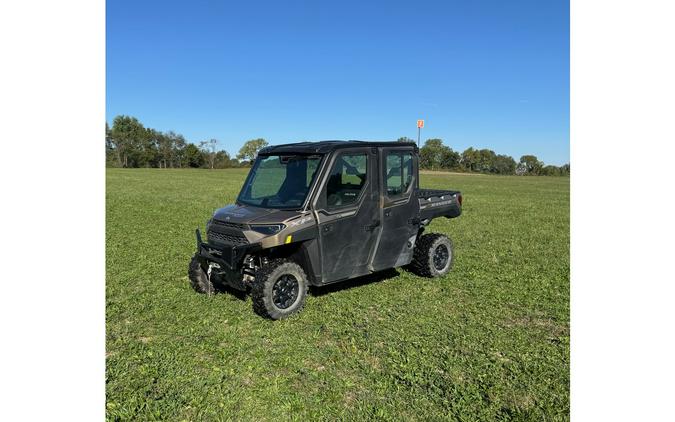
[189,140,462,319]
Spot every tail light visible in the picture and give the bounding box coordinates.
[457,194,463,206]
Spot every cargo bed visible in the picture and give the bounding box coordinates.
[417,188,462,222]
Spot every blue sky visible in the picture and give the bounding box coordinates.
[107,0,569,165]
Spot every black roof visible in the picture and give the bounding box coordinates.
[259,140,418,155]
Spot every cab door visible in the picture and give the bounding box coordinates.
[371,147,419,270]
[314,148,380,283]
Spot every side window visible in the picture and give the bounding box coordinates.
[385,151,413,197]
[325,153,367,208]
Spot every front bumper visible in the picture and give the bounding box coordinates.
[194,229,260,291]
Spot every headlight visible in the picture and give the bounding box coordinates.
[250,224,286,236]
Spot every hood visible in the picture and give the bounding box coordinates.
[212,203,303,225]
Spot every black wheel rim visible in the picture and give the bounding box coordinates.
[272,274,299,309]
[433,244,449,271]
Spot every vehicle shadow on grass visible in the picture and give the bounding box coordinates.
[214,283,248,301]
[211,267,404,300]
[310,268,401,297]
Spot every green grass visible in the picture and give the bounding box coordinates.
[106,168,569,421]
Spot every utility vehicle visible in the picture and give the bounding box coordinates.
[189,141,462,319]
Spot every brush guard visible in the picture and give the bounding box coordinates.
[194,228,261,291]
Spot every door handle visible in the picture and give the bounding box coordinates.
[364,221,380,231]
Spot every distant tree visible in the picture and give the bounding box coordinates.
[560,163,570,175]
[518,155,544,175]
[460,147,478,172]
[172,133,187,168]
[156,131,174,168]
[110,115,148,167]
[419,139,463,171]
[419,139,446,170]
[475,149,497,173]
[185,143,204,168]
[105,122,111,146]
[212,150,234,168]
[541,165,562,176]
[142,128,161,168]
[493,154,517,174]
[397,137,415,143]
[419,148,434,170]
[200,139,218,169]
[215,150,242,168]
[237,138,268,164]
[105,122,116,166]
[459,148,516,174]
[440,148,460,169]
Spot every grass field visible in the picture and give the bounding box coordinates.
[106,168,569,421]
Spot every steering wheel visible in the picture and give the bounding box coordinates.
[278,191,306,204]
[327,193,342,207]
[290,191,306,202]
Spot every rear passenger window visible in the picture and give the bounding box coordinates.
[385,151,413,196]
[325,153,367,208]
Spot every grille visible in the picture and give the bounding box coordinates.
[212,220,249,230]
[207,230,249,245]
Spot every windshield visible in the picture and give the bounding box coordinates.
[238,154,323,209]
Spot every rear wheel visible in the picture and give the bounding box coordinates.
[188,254,215,295]
[252,259,308,320]
[408,233,454,277]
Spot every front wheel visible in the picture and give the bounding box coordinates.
[251,259,308,320]
[408,233,454,277]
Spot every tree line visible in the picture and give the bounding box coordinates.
[105,115,268,169]
[106,115,568,175]
[398,137,569,176]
